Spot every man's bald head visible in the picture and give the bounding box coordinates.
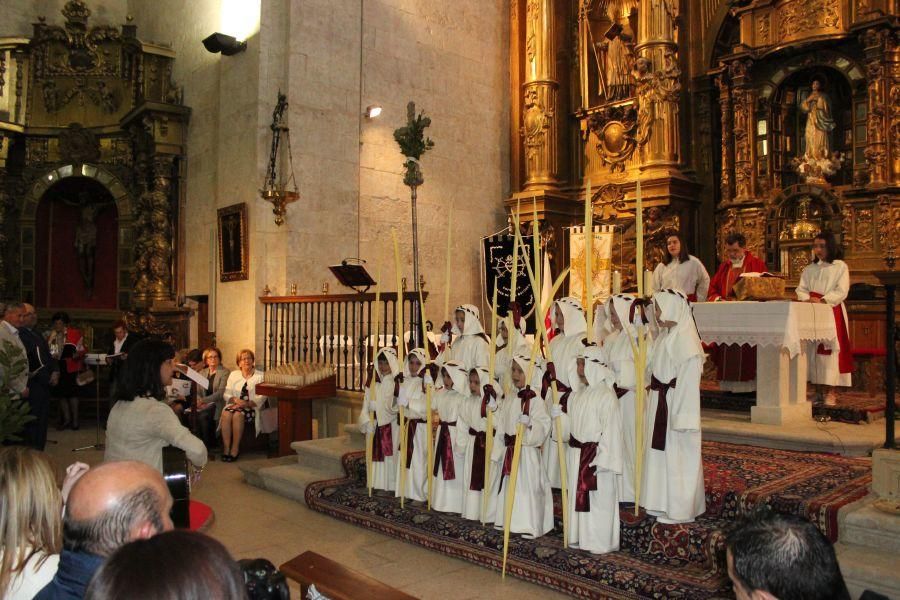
[64,461,174,558]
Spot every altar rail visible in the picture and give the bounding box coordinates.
[260,292,427,392]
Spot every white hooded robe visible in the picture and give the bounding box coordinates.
[358,348,401,493]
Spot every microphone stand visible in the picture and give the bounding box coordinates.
[74,355,106,452]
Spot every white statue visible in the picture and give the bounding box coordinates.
[801,79,836,161]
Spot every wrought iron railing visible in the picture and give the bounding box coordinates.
[260,292,427,391]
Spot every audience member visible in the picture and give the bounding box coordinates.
[0,447,62,600]
[191,347,230,448]
[84,530,247,600]
[35,460,174,599]
[47,312,85,431]
[18,303,60,450]
[220,349,267,462]
[105,339,207,472]
[104,320,139,422]
[0,301,30,401]
[726,508,851,600]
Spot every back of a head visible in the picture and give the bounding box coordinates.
[84,530,247,600]
[727,509,850,600]
[0,447,62,590]
[117,339,175,401]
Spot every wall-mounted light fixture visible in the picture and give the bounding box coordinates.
[364,105,383,119]
[202,32,247,56]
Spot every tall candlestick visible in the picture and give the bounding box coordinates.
[635,180,643,297]
[612,270,622,295]
[644,269,654,296]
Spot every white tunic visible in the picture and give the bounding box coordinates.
[458,391,502,522]
[492,387,554,538]
[796,259,852,387]
[449,334,490,372]
[394,376,429,502]
[652,256,710,301]
[605,331,638,503]
[431,387,466,513]
[564,382,624,553]
[358,375,399,493]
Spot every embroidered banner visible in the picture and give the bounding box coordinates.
[569,225,615,307]
[482,234,537,318]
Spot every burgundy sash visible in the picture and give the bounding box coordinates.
[568,435,598,512]
[468,427,489,491]
[481,384,496,418]
[501,433,516,479]
[555,381,572,412]
[649,376,677,451]
[541,362,557,398]
[372,423,394,462]
[810,292,854,374]
[404,418,425,468]
[612,384,628,399]
[433,420,457,480]
[393,373,404,398]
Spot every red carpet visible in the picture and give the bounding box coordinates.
[304,442,871,599]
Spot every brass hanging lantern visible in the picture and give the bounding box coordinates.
[261,91,299,226]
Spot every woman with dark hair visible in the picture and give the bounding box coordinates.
[84,530,247,600]
[796,231,852,404]
[104,339,207,472]
[651,233,710,302]
[47,311,85,430]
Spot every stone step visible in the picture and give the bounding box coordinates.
[835,542,900,600]
[290,434,364,477]
[241,459,337,503]
[840,500,900,553]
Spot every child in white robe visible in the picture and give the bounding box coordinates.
[604,294,641,503]
[394,348,429,503]
[494,312,529,387]
[458,367,502,522]
[431,361,468,514]
[544,297,587,488]
[438,304,490,371]
[641,289,706,524]
[594,299,616,346]
[491,352,553,539]
[562,345,624,553]
[358,348,401,494]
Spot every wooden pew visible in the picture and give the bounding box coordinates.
[280,551,417,600]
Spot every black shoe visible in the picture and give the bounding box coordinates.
[221,454,233,462]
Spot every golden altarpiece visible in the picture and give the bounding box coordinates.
[507,0,898,292]
[0,1,191,345]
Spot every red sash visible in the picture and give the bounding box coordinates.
[810,292,854,374]
[501,433,516,479]
[371,423,393,462]
[568,435,598,512]
[433,420,457,480]
[404,418,425,468]
[612,384,628,399]
[649,376,677,451]
[467,427,489,491]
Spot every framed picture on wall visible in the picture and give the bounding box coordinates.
[217,203,249,282]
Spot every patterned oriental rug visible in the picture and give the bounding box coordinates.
[304,442,871,599]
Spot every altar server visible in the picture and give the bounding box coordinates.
[641,289,706,524]
[652,233,710,302]
[394,348,429,503]
[796,231,853,403]
[494,309,529,386]
[564,345,624,553]
[544,297,587,488]
[492,352,553,538]
[431,361,468,513]
[458,367,501,521]
[358,348,401,494]
[604,293,640,503]
[440,304,490,371]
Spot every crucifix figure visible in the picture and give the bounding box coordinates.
[74,202,100,296]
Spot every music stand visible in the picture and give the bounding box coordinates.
[74,353,107,452]
[329,262,377,293]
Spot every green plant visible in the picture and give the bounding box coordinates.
[0,339,33,443]
[393,101,435,187]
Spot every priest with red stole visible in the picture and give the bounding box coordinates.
[707,232,767,392]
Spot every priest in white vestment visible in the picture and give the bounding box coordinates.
[562,345,624,553]
[492,352,553,538]
[544,297,588,488]
[796,232,853,402]
[641,289,706,524]
[394,348,429,503]
[458,367,502,521]
[439,304,490,371]
[431,361,468,514]
[358,348,401,494]
[651,233,710,302]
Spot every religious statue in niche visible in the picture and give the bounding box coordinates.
[792,79,843,182]
[74,203,100,296]
[594,0,637,101]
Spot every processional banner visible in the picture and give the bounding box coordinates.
[482,234,537,318]
[568,225,615,307]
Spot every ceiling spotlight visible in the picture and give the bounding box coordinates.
[202,32,247,56]
[364,105,383,119]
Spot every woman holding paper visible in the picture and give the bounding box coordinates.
[219,349,267,462]
[651,233,710,302]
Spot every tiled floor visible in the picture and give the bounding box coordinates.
[41,422,567,599]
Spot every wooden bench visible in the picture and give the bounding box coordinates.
[280,551,416,600]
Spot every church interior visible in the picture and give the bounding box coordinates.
[1,0,899,598]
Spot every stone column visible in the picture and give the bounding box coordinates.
[635,0,681,169]
[521,0,562,191]
[728,58,754,201]
[715,71,734,203]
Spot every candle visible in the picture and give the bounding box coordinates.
[612,270,622,295]
[635,180,643,297]
[644,269,654,297]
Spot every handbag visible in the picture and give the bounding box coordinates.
[259,399,278,434]
[76,369,96,387]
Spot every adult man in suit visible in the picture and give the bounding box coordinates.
[19,303,60,450]
[105,320,140,423]
[0,301,30,401]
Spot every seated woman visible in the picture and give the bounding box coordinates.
[191,347,230,448]
[0,447,62,600]
[219,349,268,462]
[105,339,208,473]
[165,349,197,418]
